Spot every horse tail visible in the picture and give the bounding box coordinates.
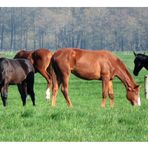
[47,55,60,93]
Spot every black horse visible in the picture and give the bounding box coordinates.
[133,51,148,76]
[0,57,35,106]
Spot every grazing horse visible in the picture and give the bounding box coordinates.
[0,58,35,106]
[133,51,148,76]
[14,48,52,100]
[50,48,141,108]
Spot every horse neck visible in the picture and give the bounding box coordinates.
[116,60,137,90]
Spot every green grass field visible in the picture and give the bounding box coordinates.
[0,51,148,141]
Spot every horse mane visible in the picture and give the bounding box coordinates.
[116,57,136,87]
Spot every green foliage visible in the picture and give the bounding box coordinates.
[0,51,148,141]
[0,8,148,50]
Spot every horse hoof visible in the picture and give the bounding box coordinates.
[45,96,50,101]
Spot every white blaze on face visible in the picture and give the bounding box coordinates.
[137,96,141,106]
[46,88,50,100]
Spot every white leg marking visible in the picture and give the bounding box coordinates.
[46,88,50,100]
[138,96,141,106]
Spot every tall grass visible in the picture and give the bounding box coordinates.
[0,51,148,141]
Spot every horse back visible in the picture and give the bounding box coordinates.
[52,48,117,80]
[16,59,35,74]
[14,50,33,64]
[0,58,34,84]
[14,49,33,59]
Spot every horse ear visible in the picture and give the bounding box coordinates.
[134,85,141,89]
[133,51,137,57]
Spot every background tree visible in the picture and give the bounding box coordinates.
[0,7,148,51]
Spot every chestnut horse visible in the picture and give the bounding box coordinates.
[50,48,141,108]
[14,48,52,100]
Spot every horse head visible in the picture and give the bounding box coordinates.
[126,85,141,106]
[133,52,144,76]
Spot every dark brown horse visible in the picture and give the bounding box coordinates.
[14,48,52,100]
[50,48,141,108]
[0,58,35,106]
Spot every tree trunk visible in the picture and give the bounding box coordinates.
[33,13,36,49]
[24,30,28,49]
[10,8,15,50]
[0,24,4,50]
[0,8,4,50]
[20,8,23,49]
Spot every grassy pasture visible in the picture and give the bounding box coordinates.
[0,51,148,141]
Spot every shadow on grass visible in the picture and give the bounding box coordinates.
[20,107,35,118]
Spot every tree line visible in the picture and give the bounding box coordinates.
[0,7,148,51]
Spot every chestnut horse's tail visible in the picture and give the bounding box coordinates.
[48,55,64,106]
[47,56,59,92]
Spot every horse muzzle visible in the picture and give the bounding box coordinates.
[133,70,138,76]
[132,97,141,106]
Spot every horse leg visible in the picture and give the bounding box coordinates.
[101,77,109,108]
[37,68,51,100]
[26,72,35,106]
[17,83,27,106]
[51,73,61,107]
[1,85,8,107]
[51,81,60,107]
[61,74,72,107]
[108,80,114,108]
